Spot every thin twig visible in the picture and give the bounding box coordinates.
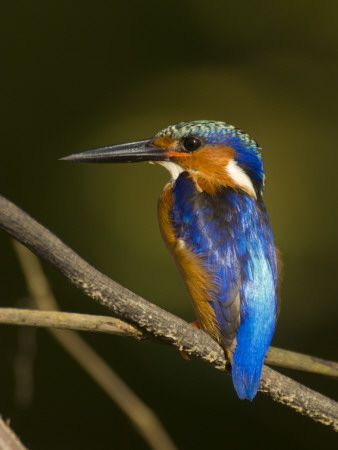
[1,307,337,379]
[0,308,143,339]
[0,416,27,450]
[50,329,178,450]
[0,194,337,431]
[13,241,178,450]
[266,347,338,378]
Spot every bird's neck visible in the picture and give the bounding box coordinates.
[173,170,262,206]
[171,148,259,199]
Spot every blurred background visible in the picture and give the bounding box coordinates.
[1,1,337,448]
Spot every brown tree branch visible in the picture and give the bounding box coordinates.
[0,416,27,450]
[0,193,337,431]
[12,241,177,450]
[0,308,143,339]
[47,328,178,450]
[1,307,337,379]
[266,347,338,378]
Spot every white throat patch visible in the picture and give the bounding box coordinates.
[156,161,184,180]
[226,159,257,199]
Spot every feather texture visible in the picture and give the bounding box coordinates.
[159,171,277,400]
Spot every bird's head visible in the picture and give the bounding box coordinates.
[62,120,265,198]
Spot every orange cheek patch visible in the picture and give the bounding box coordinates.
[172,145,235,171]
[190,145,235,170]
[176,145,237,195]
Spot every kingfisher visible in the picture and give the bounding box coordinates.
[63,120,280,401]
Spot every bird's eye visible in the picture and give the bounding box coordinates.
[182,136,202,152]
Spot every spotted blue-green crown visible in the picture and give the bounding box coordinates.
[154,120,266,194]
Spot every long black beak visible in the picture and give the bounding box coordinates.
[60,139,169,163]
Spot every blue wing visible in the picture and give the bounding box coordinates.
[171,172,277,400]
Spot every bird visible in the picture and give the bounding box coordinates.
[63,120,280,401]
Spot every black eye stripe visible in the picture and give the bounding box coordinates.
[182,136,202,152]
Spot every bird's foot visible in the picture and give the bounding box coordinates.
[179,321,200,360]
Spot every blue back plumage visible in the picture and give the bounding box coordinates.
[155,120,278,399]
[171,172,277,400]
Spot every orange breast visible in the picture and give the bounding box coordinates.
[158,183,221,342]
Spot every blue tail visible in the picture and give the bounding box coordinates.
[231,314,275,401]
[232,347,265,401]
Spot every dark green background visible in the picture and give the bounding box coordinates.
[1,1,337,448]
